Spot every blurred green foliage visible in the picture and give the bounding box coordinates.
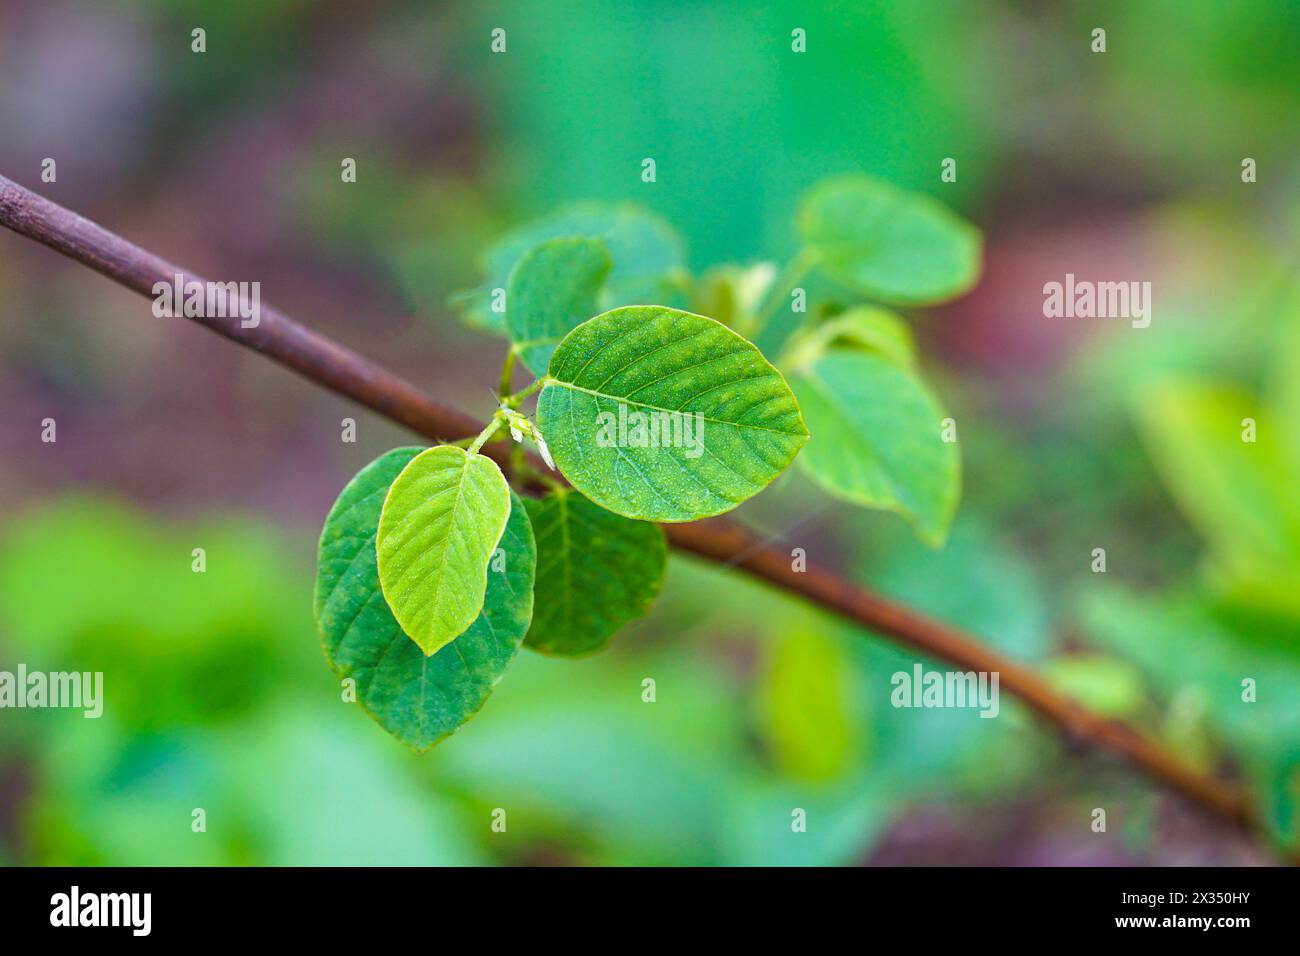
[0,497,1063,865]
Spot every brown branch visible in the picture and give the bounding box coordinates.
[0,173,1268,849]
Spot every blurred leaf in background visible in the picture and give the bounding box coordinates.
[452,203,687,333]
[1135,376,1300,618]
[758,629,857,782]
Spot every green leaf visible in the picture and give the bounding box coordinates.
[797,174,981,304]
[454,203,685,334]
[1135,376,1300,618]
[791,349,959,545]
[315,448,536,750]
[694,261,777,337]
[1267,291,1300,470]
[781,306,916,370]
[376,445,512,655]
[1041,654,1145,719]
[522,490,667,656]
[536,306,809,522]
[758,630,857,781]
[1135,376,1300,567]
[506,237,612,376]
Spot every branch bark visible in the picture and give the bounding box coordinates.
[0,173,1266,847]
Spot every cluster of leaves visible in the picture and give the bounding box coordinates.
[314,175,981,750]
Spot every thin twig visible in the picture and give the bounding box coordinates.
[0,173,1269,851]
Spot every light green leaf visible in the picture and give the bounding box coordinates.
[537,306,809,522]
[694,261,777,337]
[316,448,536,750]
[758,630,856,781]
[1267,296,1300,470]
[781,306,916,370]
[1135,376,1300,567]
[523,490,667,656]
[376,446,512,655]
[798,174,981,304]
[1041,654,1145,719]
[454,203,685,333]
[792,349,959,545]
[1135,376,1300,618]
[506,237,612,376]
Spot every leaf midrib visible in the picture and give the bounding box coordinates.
[545,380,805,437]
[421,454,475,636]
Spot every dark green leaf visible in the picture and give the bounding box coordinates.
[523,490,667,656]
[315,448,536,750]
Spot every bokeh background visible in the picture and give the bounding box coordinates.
[1,0,1298,865]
